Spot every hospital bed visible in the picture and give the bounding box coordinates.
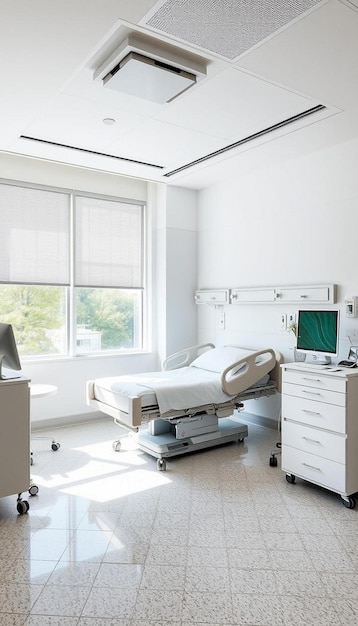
[87,344,283,470]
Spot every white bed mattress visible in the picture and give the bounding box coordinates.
[93,367,270,415]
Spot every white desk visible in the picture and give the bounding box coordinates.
[30,384,58,399]
[0,377,32,513]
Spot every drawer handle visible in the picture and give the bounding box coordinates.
[302,377,322,382]
[302,409,321,416]
[302,390,321,396]
[302,436,321,444]
[302,462,321,471]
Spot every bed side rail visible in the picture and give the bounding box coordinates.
[221,348,277,396]
[162,343,215,371]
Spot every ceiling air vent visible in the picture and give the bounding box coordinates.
[102,51,196,103]
[94,33,206,104]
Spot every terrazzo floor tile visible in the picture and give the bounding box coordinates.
[139,564,186,590]
[280,595,342,626]
[133,589,183,622]
[81,587,138,619]
[0,582,43,614]
[30,584,91,616]
[232,593,284,626]
[182,590,233,624]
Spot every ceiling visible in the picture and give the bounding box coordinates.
[2,0,358,190]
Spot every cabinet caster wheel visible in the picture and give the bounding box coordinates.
[112,440,121,452]
[286,474,296,484]
[269,455,278,467]
[17,500,29,514]
[29,484,39,496]
[51,442,60,451]
[342,496,356,509]
[157,458,166,471]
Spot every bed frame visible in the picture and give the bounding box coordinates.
[87,345,283,469]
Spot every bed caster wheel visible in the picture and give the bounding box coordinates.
[29,484,39,496]
[286,473,296,484]
[269,455,278,467]
[157,458,166,471]
[112,440,121,452]
[17,500,29,515]
[342,496,355,509]
[51,442,60,451]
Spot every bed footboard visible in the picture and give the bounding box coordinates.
[86,381,143,431]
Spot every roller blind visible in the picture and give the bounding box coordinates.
[0,183,70,285]
[75,195,144,289]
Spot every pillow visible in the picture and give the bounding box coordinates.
[190,346,257,374]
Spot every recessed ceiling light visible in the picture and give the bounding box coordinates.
[103,118,116,125]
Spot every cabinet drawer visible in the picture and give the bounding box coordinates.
[194,289,229,304]
[282,420,346,463]
[283,382,345,407]
[282,369,346,393]
[282,445,345,493]
[282,394,346,434]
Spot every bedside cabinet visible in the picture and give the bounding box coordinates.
[281,364,358,508]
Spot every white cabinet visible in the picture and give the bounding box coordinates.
[194,289,230,305]
[231,284,336,304]
[274,284,335,303]
[0,378,31,513]
[281,364,358,508]
[195,284,336,305]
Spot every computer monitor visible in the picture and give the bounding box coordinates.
[296,309,339,365]
[0,323,22,379]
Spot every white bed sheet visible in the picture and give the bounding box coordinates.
[93,367,270,415]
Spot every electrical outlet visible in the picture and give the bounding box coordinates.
[288,312,296,326]
[280,314,287,330]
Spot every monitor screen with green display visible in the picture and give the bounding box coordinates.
[296,310,339,362]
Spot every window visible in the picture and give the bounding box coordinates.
[0,181,146,359]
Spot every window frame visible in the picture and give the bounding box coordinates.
[0,179,149,362]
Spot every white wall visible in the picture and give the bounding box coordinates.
[197,136,358,422]
[0,155,198,426]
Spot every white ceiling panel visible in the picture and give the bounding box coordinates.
[20,93,148,154]
[107,119,226,168]
[155,67,320,139]
[237,1,358,108]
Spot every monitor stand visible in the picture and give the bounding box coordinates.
[307,355,331,365]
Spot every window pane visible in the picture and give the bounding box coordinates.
[75,196,144,288]
[0,285,67,357]
[0,183,70,285]
[75,288,142,353]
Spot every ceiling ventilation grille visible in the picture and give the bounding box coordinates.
[144,0,323,60]
[164,104,326,177]
[19,136,165,170]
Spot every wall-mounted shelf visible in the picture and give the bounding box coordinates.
[194,289,230,305]
[195,284,336,305]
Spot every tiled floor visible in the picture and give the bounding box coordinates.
[1,415,358,626]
